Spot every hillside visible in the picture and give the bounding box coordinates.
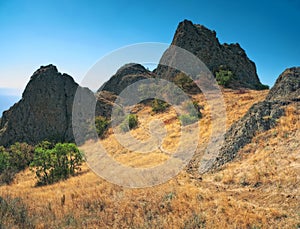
[1,88,299,228]
[0,19,299,228]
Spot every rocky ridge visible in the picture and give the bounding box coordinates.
[198,67,300,173]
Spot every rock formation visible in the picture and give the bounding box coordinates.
[98,63,156,95]
[156,20,265,89]
[266,67,300,101]
[95,63,157,118]
[198,67,300,173]
[0,65,94,146]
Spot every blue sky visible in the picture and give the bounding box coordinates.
[0,0,299,93]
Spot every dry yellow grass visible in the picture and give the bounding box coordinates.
[1,89,299,228]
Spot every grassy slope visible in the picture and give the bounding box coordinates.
[0,89,299,228]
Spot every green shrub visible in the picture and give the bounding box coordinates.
[30,142,84,185]
[179,114,199,126]
[0,147,10,173]
[0,143,34,184]
[120,114,138,132]
[95,116,110,138]
[173,72,200,94]
[179,101,203,126]
[8,143,34,171]
[151,99,169,113]
[216,69,234,87]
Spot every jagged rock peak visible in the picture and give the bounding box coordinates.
[0,65,90,146]
[266,67,300,101]
[160,19,263,89]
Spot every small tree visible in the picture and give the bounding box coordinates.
[95,116,110,138]
[179,101,203,126]
[216,69,234,87]
[0,143,34,184]
[120,114,138,132]
[0,147,10,173]
[151,99,169,113]
[30,142,84,185]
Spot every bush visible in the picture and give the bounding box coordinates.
[179,114,199,126]
[173,72,200,94]
[151,99,169,113]
[95,116,110,138]
[0,143,34,184]
[215,69,234,87]
[120,114,138,132]
[179,101,203,126]
[30,142,84,185]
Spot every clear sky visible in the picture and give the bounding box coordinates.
[0,0,299,93]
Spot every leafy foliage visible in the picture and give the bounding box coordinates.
[30,142,84,185]
[151,99,169,113]
[173,72,200,94]
[0,143,34,184]
[120,114,138,132]
[216,69,234,87]
[179,114,199,126]
[95,116,110,138]
[179,101,203,126]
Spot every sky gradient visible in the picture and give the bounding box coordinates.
[0,0,299,94]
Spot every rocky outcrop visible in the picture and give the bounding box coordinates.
[95,63,157,119]
[266,67,300,101]
[95,90,117,118]
[198,101,286,173]
[156,20,264,89]
[198,67,300,173]
[0,65,94,146]
[98,63,156,95]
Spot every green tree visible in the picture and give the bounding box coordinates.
[30,142,84,185]
[179,101,203,126]
[215,69,234,87]
[120,114,138,132]
[151,99,169,113]
[0,147,10,173]
[0,143,34,184]
[95,116,110,138]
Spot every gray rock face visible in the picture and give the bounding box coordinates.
[95,63,157,119]
[98,63,156,95]
[266,67,300,101]
[156,20,264,89]
[95,90,117,118]
[0,65,93,146]
[198,67,300,173]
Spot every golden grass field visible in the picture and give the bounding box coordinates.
[1,89,299,228]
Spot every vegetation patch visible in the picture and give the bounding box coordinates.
[0,143,34,184]
[120,114,139,132]
[95,116,110,138]
[30,142,84,186]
